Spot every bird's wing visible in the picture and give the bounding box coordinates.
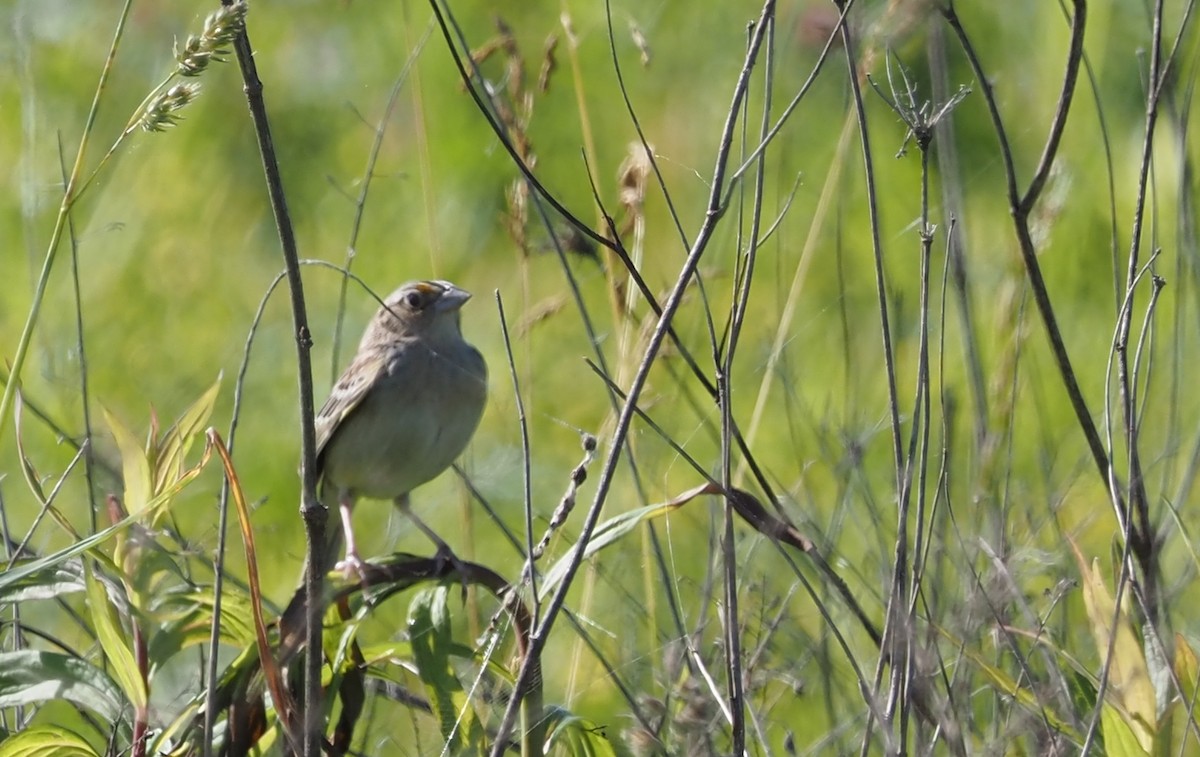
[314,346,391,460]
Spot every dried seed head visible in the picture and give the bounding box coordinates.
[175,0,247,77]
[139,83,202,132]
[618,142,653,211]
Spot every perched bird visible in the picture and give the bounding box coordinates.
[315,280,488,575]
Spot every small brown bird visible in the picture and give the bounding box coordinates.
[315,280,488,574]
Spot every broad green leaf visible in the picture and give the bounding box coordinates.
[146,445,212,526]
[104,407,153,515]
[1076,552,1156,752]
[1158,697,1200,757]
[85,563,146,711]
[154,375,221,494]
[0,725,101,757]
[1067,667,1098,719]
[121,534,195,612]
[0,650,127,723]
[407,586,485,755]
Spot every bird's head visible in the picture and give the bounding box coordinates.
[368,280,473,342]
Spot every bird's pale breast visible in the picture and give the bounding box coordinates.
[320,339,487,500]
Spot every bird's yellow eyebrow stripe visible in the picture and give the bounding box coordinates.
[412,282,441,296]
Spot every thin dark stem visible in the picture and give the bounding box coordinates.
[220,1,319,752]
[447,1,699,693]
[903,140,936,752]
[725,0,856,191]
[1017,0,1088,214]
[496,292,539,620]
[57,134,99,534]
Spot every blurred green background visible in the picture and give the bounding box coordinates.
[2,0,1197,750]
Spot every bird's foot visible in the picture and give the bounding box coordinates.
[334,552,369,584]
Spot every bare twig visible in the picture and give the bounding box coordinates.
[218,2,323,754]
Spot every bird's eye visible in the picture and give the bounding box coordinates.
[404,291,423,309]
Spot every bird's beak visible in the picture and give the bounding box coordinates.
[433,283,472,312]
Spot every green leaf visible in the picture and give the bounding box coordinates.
[0,650,127,723]
[0,725,102,757]
[85,563,147,711]
[104,407,152,515]
[0,559,86,604]
[154,375,221,494]
[407,586,485,755]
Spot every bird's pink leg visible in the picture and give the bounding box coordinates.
[334,493,366,579]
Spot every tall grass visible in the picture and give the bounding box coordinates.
[1,0,1198,755]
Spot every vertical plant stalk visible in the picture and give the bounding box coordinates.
[718,14,778,752]
[897,132,935,752]
[55,136,100,533]
[218,2,324,755]
[862,54,966,753]
[1112,0,1173,627]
